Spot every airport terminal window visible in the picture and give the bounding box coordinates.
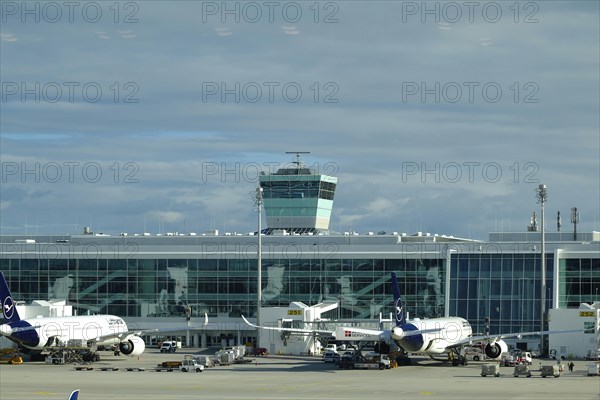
[318,181,336,200]
[0,258,8,272]
[469,256,481,278]
[559,257,595,308]
[260,181,321,199]
[478,256,491,278]
[500,257,511,278]
[584,322,595,334]
[457,257,468,278]
[501,279,512,296]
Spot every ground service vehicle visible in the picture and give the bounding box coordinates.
[160,341,177,353]
[464,347,483,361]
[253,347,268,356]
[155,360,182,371]
[179,358,204,372]
[323,351,340,363]
[339,353,390,370]
[515,351,532,365]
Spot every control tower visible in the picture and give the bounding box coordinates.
[259,153,337,234]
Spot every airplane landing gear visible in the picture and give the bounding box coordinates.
[394,349,411,366]
[449,349,468,366]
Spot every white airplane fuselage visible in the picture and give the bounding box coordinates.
[0,314,129,351]
[391,317,473,354]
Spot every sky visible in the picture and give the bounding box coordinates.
[0,1,599,240]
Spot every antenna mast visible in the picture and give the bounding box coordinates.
[285,151,310,168]
[571,207,580,241]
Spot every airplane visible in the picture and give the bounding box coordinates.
[243,272,581,365]
[68,389,80,400]
[0,272,206,359]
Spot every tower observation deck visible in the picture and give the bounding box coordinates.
[259,153,337,234]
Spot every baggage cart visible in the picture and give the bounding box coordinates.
[481,363,500,377]
[513,364,532,377]
[541,365,560,378]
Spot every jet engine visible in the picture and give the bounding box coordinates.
[119,335,145,356]
[391,326,405,340]
[484,340,508,359]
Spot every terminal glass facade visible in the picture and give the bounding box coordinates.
[1,256,443,321]
[448,253,553,334]
[558,257,600,308]
[1,241,597,337]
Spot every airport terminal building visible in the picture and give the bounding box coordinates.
[1,162,598,355]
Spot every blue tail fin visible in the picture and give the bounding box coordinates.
[0,272,21,324]
[68,389,80,400]
[391,272,406,326]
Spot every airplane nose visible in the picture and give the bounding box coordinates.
[0,324,13,336]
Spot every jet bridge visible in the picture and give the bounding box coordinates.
[258,301,338,355]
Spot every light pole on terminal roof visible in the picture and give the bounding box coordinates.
[254,186,263,350]
[536,184,547,356]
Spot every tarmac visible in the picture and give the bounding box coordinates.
[1,349,598,400]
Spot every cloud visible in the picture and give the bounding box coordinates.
[146,211,185,224]
[118,30,137,39]
[281,26,300,35]
[94,31,110,39]
[1,33,17,42]
[0,2,598,239]
[215,27,233,36]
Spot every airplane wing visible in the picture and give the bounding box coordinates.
[129,313,209,335]
[450,328,584,348]
[241,315,335,336]
[241,316,441,341]
[241,316,430,341]
[95,313,210,342]
[68,389,80,400]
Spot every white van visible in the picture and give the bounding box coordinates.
[323,351,340,363]
[160,341,178,353]
[324,344,337,353]
[516,351,532,365]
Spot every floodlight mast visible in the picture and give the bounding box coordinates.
[535,184,547,356]
[254,186,263,349]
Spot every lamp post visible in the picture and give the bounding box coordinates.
[536,184,547,355]
[254,186,263,349]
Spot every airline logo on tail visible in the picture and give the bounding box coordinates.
[394,298,403,324]
[3,296,15,320]
[1,272,20,323]
[391,272,406,326]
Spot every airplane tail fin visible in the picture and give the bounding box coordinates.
[0,272,21,324]
[391,272,406,326]
[68,389,80,400]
